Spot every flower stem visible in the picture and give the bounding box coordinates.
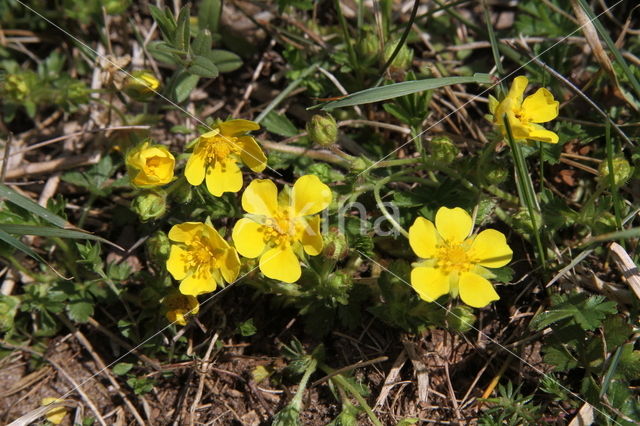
[373,177,409,238]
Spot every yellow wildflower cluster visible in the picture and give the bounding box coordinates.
[123,75,557,322]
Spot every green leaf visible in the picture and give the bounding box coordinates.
[530,293,617,331]
[149,5,177,44]
[208,49,242,73]
[261,111,298,137]
[198,0,221,34]
[187,55,219,78]
[0,224,121,249]
[147,40,182,65]
[238,318,257,337]
[320,73,492,110]
[175,5,191,52]
[67,301,94,323]
[112,362,134,376]
[0,184,68,228]
[0,227,51,268]
[543,345,578,372]
[192,29,213,55]
[174,73,200,103]
[603,316,633,349]
[0,295,20,332]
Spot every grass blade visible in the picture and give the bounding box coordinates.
[0,224,123,250]
[320,74,492,110]
[0,184,68,228]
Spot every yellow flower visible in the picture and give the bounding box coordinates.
[489,76,560,144]
[166,222,241,296]
[409,207,512,308]
[41,398,67,425]
[232,175,332,283]
[126,141,175,187]
[163,291,199,325]
[185,119,267,196]
[124,70,160,100]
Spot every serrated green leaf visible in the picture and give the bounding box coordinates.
[618,344,640,380]
[603,316,633,349]
[543,345,578,372]
[0,184,68,228]
[530,293,617,331]
[320,74,492,110]
[188,56,219,78]
[67,301,94,323]
[208,49,242,73]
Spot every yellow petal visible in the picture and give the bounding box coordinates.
[167,245,189,280]
[41,398,66,425]
[468,229,513,268]
[179,269,216,296]
[168,222,202,243]
[199,222,229,251]
[259,246,301,283]
[167,309,187,325]
[300,215,323,256]
[507,75,528,104]
[409,217,437,259]
[458,272,499,308]
[291,174,332,217]
[410,266,450,302]
[205,157,243,196]
[435,207,472,244]
[185,149,207,186]
[521,88,559,123]
[488,94,499,115]
[528,125,559,144]
[239,135,267,172]
[219,247,241,283]
[232,218,266,258]
[218,119,260,136]
[242,179,279,217]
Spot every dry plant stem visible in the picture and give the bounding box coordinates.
[480,356,513,400]
[374,349,408,408]
[57,315,146,426]
[4,152,101,179]
[189,332,220,425]
[261,140,350,167]
[0,340,107,426]
[86,316,161,370]
[310,356,388,387]
[443,361,463,422]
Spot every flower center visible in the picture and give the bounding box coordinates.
[184,238,222,271]
[435,243,473,274]
[262,208,302,247]
[201,135,240,163]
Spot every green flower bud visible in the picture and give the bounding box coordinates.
[599,156,633,187]
[104,0,130,14]
[145,231,171,267]
[357,32,380,64]
[306,114,338,147]
[445,305,476,333]
[429,136,458,164]
[383,40,414,71]
[485,164,509,185]
[131,189,167,221]
[322,227,349,261]
[124,71,160,101]
[3,74,29,102]
[349,156,371,172]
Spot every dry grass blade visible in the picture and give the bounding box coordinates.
[609,242,640,301]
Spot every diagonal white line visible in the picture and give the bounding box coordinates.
[356,0,629,177]
[12,0,282,178]
[357,249,623,425]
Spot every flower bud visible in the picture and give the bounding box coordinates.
[383,40,414,71]
[306,113,338,147]
[163,291,199,326]
[145,231,171,266]
[3,74,29,101]
[322,227,349,261]
[428,136,458,164]
[598,156,633,187]
[124,71,160,101]
[131,189,167,221]
[485,164,509,185]
[445,305,476,333]
[126,140,175,188]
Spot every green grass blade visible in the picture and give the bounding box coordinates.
[0,184,68,228]
[0,227,68,279]
[581,227,640,246]
[320,74,492,110]
[0,224,123,250]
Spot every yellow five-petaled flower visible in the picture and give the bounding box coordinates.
[409,207,513,308]
[167,222,240,296]
[232,175,332,283]
[163,291,200,326]
[185,119,267,196]
[489,76,560,144]
[126,141,175,187]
